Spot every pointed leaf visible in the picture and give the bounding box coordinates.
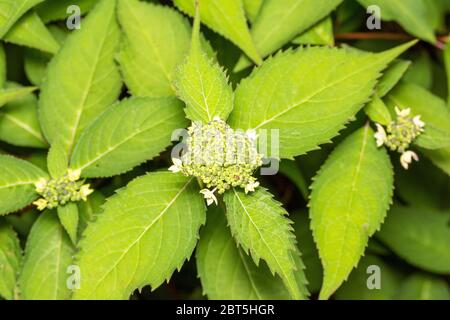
[57,203,78,244]
[243,0,263,23]
[36,0,98,23]
[39,0,122,155]
[0,155,48,215]
[174,0,261,65]
[71,97,187,178]
[0,86,37,108]
[364,95,392,126]
[197,206,290,299]
[0,83,47,148]
[174,7,233,123]
[47,142,69,178]
[377,206,450,274]
[0,0,44,38]
[117,0,191,98]
[293,17,335,47]
[356,0,437,43]
[386,82,450,150]
[223,187,309,300]
[73,172,206,299]
[309,126,394,299]
[0,221,22,300]
[228,42,415,159]
[19,211,74,299]
[376,59,411,98]
[4,11,60,54]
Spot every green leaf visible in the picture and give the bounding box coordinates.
[376,59,411,98]
[0,44,6,88]
[235,0,343,71]
[73,172,206,299]
[445,42,450,105]
[279,160,309,200]
[47,142,69,178]
[36,0,98,23]
[292,212,322,293]
[4,11,60,54]
[0,83,47,148]
[0,0,44,38]
[117,0,191,98]
[19,211,74,300]
[39,0,122,155]
[228,42,415,159]
[196,206,290,299]
[364,95,392,126]
[0,155,48,216]
[174,6,233,123]
[403,50,433,89]
[356,0,437,43]
[223,187,309,300]
[242,0,263,23]
[421,147,450,177]
[174,0,261,65]
[377,205,450,274]
[0,86,37,108]
[386,82,450,150]
[71,97,187,178]
[309,126,394,299]
[292,17,335,47]
[78,191,105,236]
[397,273,450,300]
[0,221,22,300]
[334,254,403,300]
[57,203,78,244]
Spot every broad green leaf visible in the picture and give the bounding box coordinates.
[39,0,122,155]
[71,97,187,178]
[356,0,437,43]
[421,147,450,177]
[0,155,48,215]
[376,59,411,98]
[364,95,392,126]
[309,126,394,299]
[0,86,37,108]
[117,0,191,98]
[445,42,450,105]
[334,254,403,300]
[73,172,206,299]
[174,0,261,64]
[0,221,22,300]
[0,0,44,38]
[174,7,233,123]
[36,0,98,23]
[24,25,67,86]
[57,203,78,244]
[235,0,343,71]
[397,273,450,300]
[403,50,433,89]
[19,211,74,300]
[47,142,69,178]
[292,212,322,293]
[279,160,309,200]
[243,0,263,22]
[377,206,450,274]
[0,44,5,88]
[196,206,290,299]
[228,42,415,159]
[386,82,450,150]
[293,17,335,47]
[223,187,309,300]
[0,83,47,148]
[4,11,59,54]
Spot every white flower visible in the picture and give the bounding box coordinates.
[246,129,259,142]
[400,150,419,170]
[169,158,183,173]
[67,169,81,181]
[34,178,47,193]
[213,116,222,122]
[244,181,259,194]
[374,123,387,147]
[33,198,48,211]
[200,188,218,206]
[79,184,94,201]
[395,106,411,117]
[413,115,425,130]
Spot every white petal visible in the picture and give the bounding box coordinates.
[168,165,181,173]
[374,124,387,147]
[206,198,214,206]
[395,107,410,117]
[413,115,425,129]
[400,151,419,170]
[172,158,182,166]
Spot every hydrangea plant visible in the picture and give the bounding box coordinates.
[0,0,449,301]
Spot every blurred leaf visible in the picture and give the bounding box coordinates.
[397,273,450,300]
[57,203,78,244]
[279,160,309,200]
[36,0,97,23]
[364,95,392,126]
[0,221,22,300]
[242,0,263,23]
[293,17,334,47]
[0,0,44,38]
[403,50,433,89]
[421,147,450,177]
